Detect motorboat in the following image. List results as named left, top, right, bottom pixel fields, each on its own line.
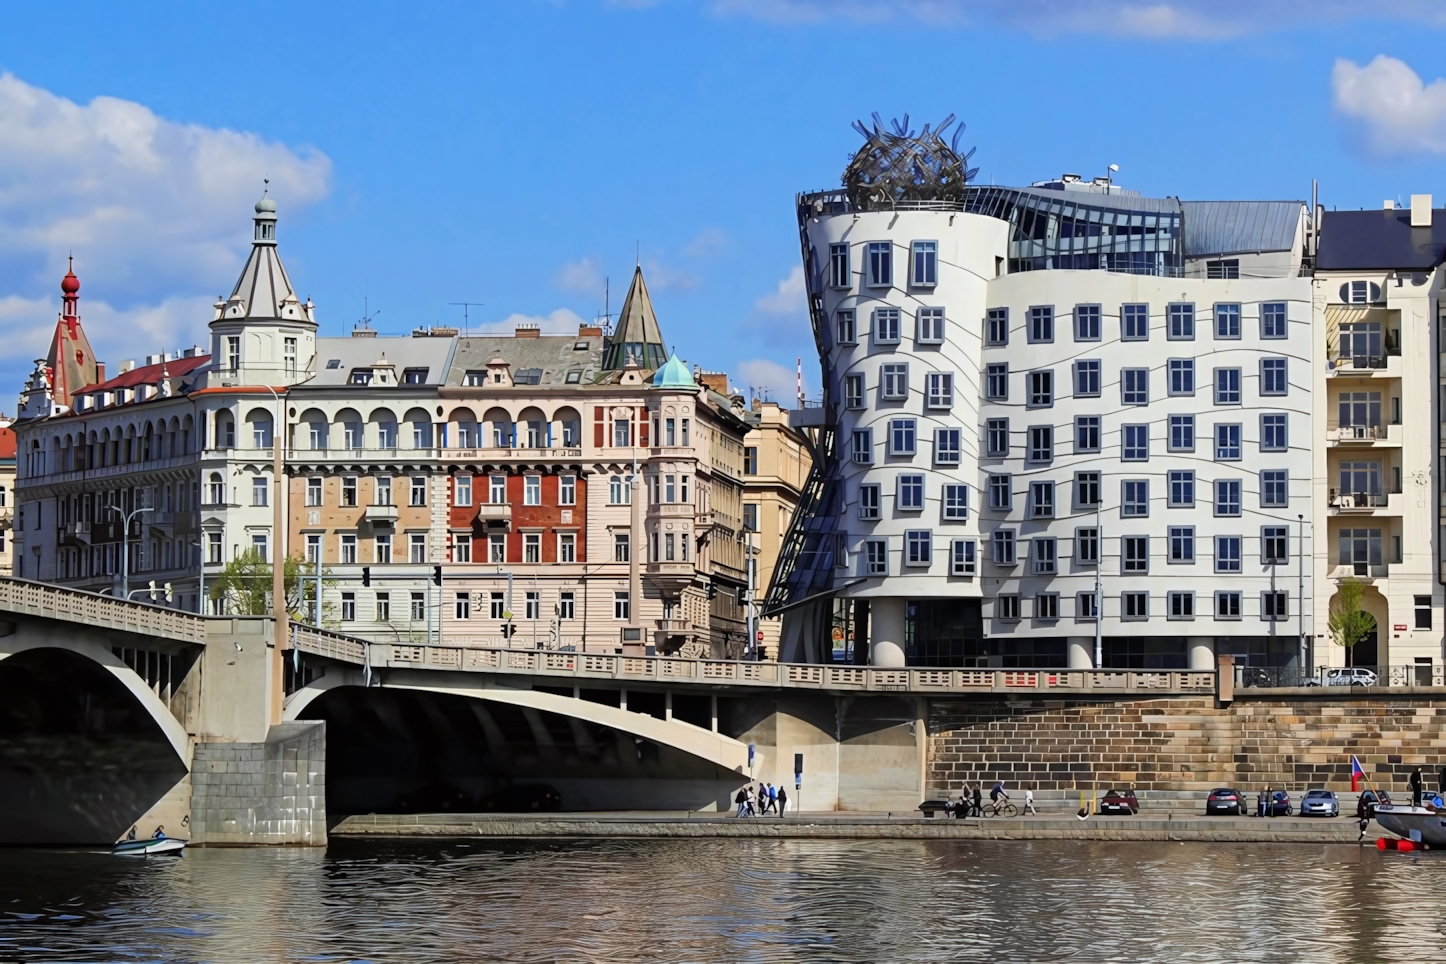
left=1374, top=799, right=1446, bottom=847
left=113, top=831, right=186, bottom=856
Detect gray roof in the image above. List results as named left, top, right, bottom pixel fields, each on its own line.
left=305, top=335, right=458, bottom=387
left=1013, top=185, right=1182, bottom=214
left=446, top=333, right=603, bottom=388
left=1182, top=201, right=1303, bottom=258
left=1317, top=208, right=1446, bottom=271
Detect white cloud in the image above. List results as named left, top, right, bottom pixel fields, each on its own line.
left=754, top=266, right=806, bottom=316
left=554, top=257, right=603, bottom=294
left=473, top=308, right=590, bottom=335
left=640, top=259, right=701, bottom=290
left=1332, top=55, right=1446, bottom=155
left=735, top=357, right=809, bottom=403
left=684, top=227, right=729, bottom=258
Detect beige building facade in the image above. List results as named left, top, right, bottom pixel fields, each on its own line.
left=741, top=400, right=810, bottom=658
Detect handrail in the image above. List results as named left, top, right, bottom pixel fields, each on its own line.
left=0, top=576, right=207, bottom=644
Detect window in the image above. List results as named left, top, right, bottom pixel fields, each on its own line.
left=1074, top=360, right=1101, bottom=397
left=376, top=476, right=393, bottom=506
left=1168, top=359, right=1194, bottom=396
left=1168, top=470, right=1194, bottom=507
left=988, top=475, right=1011, bottom=511
left=408, top=592, right=425, bottom=622
left=565, top=370, right=582, bottom=384
left=935, top=428, right=961, bottom=466
left=1122, top=535, right=1148, bottom=573
left=990, top=595, right=1018, bottom=621
left=1262, top=526, right=1289, bottom=564
left=455, top=476, right=472, bottom=507
left=898, top=474, right=924, bottom=511
left=926, top=372, right=954, bottom=409
left=1076, top=527, right=1099, bottom=566
left=1260, top=414, right=1287, bottom=452
left=1077, top=591, right=1098, bottom=619
left=1216, top=592, right=1241, bottom=619
left=1215, top=368, right=1242, bottom=405
left=559, top=475, right=576, bottom=505
left=851, top=428, right=874, bottom=464
left=1168, top=528, right=1191, bottom=566
left=1075, top=416, right=1100, bottom=453
left=986, top=419, right=1009, bottom=457
left=375, top=534, right=391, bottom=564
left=1028, top=370, right=1053, bottom=407
left=1261, top=470, right=1288, bottom=508
left=614, top=591, right=630, bottom=620
left=409, top=533, right=426, bottom=564
left=1122, top=303, right=1149, bottom=341
left=1341, top=280, right=1381, bottom=305
left=844, top=374, right=865, bottom=409
left=1262, top=591, right=1288, bottom=621
left=943, top=484, right=969, bottom=520
left=1122, top=368, right=1148, bottom=405
left=866, top=242, right=892, bottom=287
left=1169, top=415, right=1195, bottom=453
left=410, top=476, right=427, bottom=507
left=1216, top=535, right=1242, bottom=573
left=1032, top=537, right=1057, bottom=574
left=1029, top=305, right=1054, bottom=342
left=1260, top=358, right=1287, bottom=396
left=1122, top=425, right=1148, bottom=461
left=992, top=529, right=1016, bottom=564
left=859, top=483, right=881, bottom=520
left=1030, top=481, right=1054, bottom=519
left=525, top=591, right=540, bottom=620
left=1167, top=303, right=1194, bottom=340
left=1215, top=424, right=1242, bottom=460
left=524, top=533, right=540, bottom=564
left=341, top=592, right=355, bottom=622
left=1261, top=302, right=1288, bottom=339
left=251, top=476, right=268, bottom=506
left=464, top=371, right=485, bottom=387
left=985, top=363, right=1008, bottom=401
left=403, top=366, right=428, bottom=386
left=1215, top=479, right=1242, bottom=517
left=836, top=310, right=856, bottom=345
left=1076, top=471, right=1100, bottom=507
left=1215, top=303, right=1241, bottom=338
left=1168, top=591, right=1195, bottom=620
left=873, top=308, right=901, bottom=345
left=829, top=243, right=850, bottom=288
left=489, top=592, right=505, bottom=619
left=1028, top=426, right=1053, bottom=462
left=489, top=534, right=505, bottom=563
left=559, top=532, right=576, bottom=563
left=1207, top=259, right=1240, bottom=280
left=207, top=532, right=222, bottom=564
left=455, top=592, right=471, bottom=620
left=950, top=539, right=976, bottom=575
left=208, top=473, right=226, bottom=505
left=865, top=539, right=888, bottom=575
left=614, top=533, right=630, bottom=563
left=905, top=530, right=932, bottom=566
left=454, top=534, right=472, bottom=563
left=523, top=475, right=541, bottom=506
left=917, top=307, right=945, bottom=344
left=1075, top=304, right=1101, bottom=341
left=492, top=476, right=509, bottom=504
left=1415, top=595, right=1433, bottom=630
left=1122, top=591, right=1149, bottom=620
left=340, top=534, right=357, bottom=564
left=986, top=308, right=1009, bottom=346
left=743, top=503, right=759, bottom=531
left=881, top=363, right=908, bottom=399
left=226, top=336, right=240, bottom=372
left=377, top=421, right=397, bottom=448
left=912, top=240, right=938, bottom=286
left=300, top=476, right=321, bottom=507
left=1121, top=479, right=1148, bottom=517
left=305, top=534, right=321, bottom=564
left=559, top=591, right=575, bottom=620
left=1035, top=593, right=1059, bottom=620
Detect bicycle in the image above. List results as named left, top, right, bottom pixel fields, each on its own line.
left=981, top=798, right=1018, bottom=817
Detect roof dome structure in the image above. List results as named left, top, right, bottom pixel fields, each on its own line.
left=651, top=353, right=693, bottom=389
left=255, top=194, right=277, bottom=215
left=60, top=268, right=80, bottom=296
left=843, top=113, right=979, bottom=210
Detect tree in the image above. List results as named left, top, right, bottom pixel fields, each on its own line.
left=208, top=550, right=334, bottom=623
left=1328, top=580, right=1376, bottom=656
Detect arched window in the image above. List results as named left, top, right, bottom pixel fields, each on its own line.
left=207, top=472, right=225, bottom=506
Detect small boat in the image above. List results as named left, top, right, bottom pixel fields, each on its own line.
left=1374, top=801, right=1446, bottom=848
left=113, top=831, right=186, bottom=856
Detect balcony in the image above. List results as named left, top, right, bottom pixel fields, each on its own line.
left=648, top=503, right=696, bottom=519
left=1325, top=421, right=1400, bottom=446
left=1326, top=350, right=1401, bottom=378
left=363, top=504, right=399, bottom=524
left=645, top=562, right=696, bottom=594
left=1327, top=490, right=1398, bottom=514
left=473, top=505, right=512, bottom=529
left=1329, top=563, right=1390, bottom=580
left=656, top=618, right=692, bottom=636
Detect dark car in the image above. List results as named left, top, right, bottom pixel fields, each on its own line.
left=1206, top=787, right=1247, bottom=815
left=1265, top=790, right=1292, bottom=817
left=1098, top=789, right=1139, bottom=815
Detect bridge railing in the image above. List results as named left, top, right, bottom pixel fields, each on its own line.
left=0, top=577, right=206, bottom=644
left=287, top=627, right=1217, bottom=695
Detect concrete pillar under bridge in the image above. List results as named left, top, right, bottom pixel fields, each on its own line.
left=1189, top=636, right=1217, bottom=671
left=869, top=597, right=906, bottom=668
left=1068, top=637, right=1094, bottom=669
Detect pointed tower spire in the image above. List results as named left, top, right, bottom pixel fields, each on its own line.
left=45, top=259, right=97, bottom=408
left=218, top=188, right=305, bottom=323
left=602, top=265, right=667, bottom=371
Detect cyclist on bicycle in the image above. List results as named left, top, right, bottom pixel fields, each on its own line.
left=990, top=780, right=1009, bottom=805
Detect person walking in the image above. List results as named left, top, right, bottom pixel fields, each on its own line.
left=1410, top=767, right=1424, bottom=808
left=745, top=785, right=756, bottom=817
left=1024, top=785, right=1038, bottom=815
left=777, top=785, right=788, bottom=817
left=768, top=783, right=778, bottom=815
left=734, top=787, right=748, bottom=818
left=758, top=783, right=769, bottom=815
left=971, top=784, right=982, bottom=817
left=1256, top=787, right=1267, bottom=818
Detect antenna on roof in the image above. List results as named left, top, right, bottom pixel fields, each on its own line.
left=450, top=301, right=484, bottom=338
left=594, top=277, right=614, bottom=337
left=355, top=295, right=380, bottom=333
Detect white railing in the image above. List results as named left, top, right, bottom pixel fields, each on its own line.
left=0, top=577, right=207, bottom=644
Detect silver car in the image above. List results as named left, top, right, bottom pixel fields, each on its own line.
left=1299, top=789, right=1340, bottom=817
left=1320, top=668, right=1378, bottom=687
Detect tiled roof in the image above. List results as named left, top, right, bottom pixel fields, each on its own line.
left=446, top=333, right=603, bottom=388
left=0, top=426, right=15, bottom=459
left=80, top=354, right=210, bottom=393
left=308, top=336, right=458, bottom=387
left=1317, top=208, right=1446, bottom=271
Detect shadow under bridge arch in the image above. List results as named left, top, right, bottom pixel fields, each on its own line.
left=288, top=672, right=750, bottom=814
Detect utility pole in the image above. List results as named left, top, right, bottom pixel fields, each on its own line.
left=1298, top=513, right=1307, bottom=681
left=1094, top=498, right=1103, bottom=668
left=106, top=501, right=152, bottom=600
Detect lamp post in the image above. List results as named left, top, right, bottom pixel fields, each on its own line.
left=259, top=385, right=287, bottom=725
left=1298, top=513, right=1307, bottom=682
left=1094, top=498, right=1103, bottom=668
left=105, top=502, right=152, bottom=600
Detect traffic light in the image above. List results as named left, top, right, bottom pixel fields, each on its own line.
left=433, top=565, right=442, bottom=586
left=148, top=580, right=158, bottom=600
left=705, top=583, right=718, bottom=601
left=501, top=624, right=516, bottom=639
left=163, top=582, right=173, bottom=602
left=362, top=566, right=371, bottom=587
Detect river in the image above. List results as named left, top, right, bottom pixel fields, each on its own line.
left=0, top=839, right=1438, bottom=962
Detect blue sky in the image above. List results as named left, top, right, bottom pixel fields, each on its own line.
left=3, top=1, right=1446, bottom=406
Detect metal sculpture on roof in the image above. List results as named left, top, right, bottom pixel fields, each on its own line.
left=843, top=113, right=979, bottom=208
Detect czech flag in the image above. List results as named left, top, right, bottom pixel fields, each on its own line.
left=1351, top=755, right=1366, bottom=792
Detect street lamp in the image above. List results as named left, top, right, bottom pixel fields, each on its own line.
left=105, top=502, right=152, bottom=600
left=1094, top=496, right=1103, bottom=668
left=259, top=384, right=288, bottom=725
left=1104, top=163, right=1119, bottom=195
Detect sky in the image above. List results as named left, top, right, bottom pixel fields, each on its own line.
left=3, top=0, right=1446, bottom=407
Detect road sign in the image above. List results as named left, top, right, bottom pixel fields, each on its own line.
left=756, top=631, right=764, bottom=642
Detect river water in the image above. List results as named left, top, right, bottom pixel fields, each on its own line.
left=0, top=838, right=1439, bottom=962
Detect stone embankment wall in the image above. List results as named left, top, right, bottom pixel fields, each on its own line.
left=190, top=721, right=327, bottom=845
left=928, top=697, right=1446, bottom=794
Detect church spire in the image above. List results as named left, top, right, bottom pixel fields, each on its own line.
left=46, top=259, right=97, bottom=408
left=601, top=265, right=667, bottom=371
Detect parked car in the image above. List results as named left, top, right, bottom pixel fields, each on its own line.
left=1313, top=667, right=1378, bottom=687
left=1098, top=789, right=1139, bottom=815
left=1266, top=789, right=1292, bottom=816
left=1206, top=788, right=1247, bottom=815
left=1299, top=789, right=1340, bottom=817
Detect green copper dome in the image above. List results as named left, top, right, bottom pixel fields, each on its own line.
left=652, top=353, right=693, bottom=389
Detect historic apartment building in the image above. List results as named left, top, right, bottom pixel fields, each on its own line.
left=741, top=399, right=810, bottom=658
left=0, top=416, right=13, bottom=575
left=768, top=116, right=1446, bottom=677
left=12, top=198, right=757, bottom=658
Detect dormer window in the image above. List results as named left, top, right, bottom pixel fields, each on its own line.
left=350, top=369, right=374, bottom=385
left=463, top=370, right=485, bottom=386
left=493, top=373, right=504, bottom=384
left=403, top=367, right=428, bottom=384
left=574, top=341, right=589, bottom=351
left=514, top=368, right=543, bottom=385
left=326, top=359, right=342, bottom=369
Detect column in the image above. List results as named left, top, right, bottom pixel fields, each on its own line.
left=869, top=596, right=906, bottom=667
left=1067, top=637, right=1094, bottom=669
left=1188, top=636, right=1216, bottom=671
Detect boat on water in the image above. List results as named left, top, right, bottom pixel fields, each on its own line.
left=1375, top=799, right=1446, bottom=847
left=112, top=832, right=186, bottom=856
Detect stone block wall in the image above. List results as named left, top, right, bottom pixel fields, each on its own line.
left=191, top=720, right=326, bottom=845
left=928, top=697, right=1446, bottom=796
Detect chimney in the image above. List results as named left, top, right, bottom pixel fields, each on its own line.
left=1384, top=200, right=1395, bottom=210
left=515, top=324, right=540, bottom=338
left=1411, top=194, right=1432, bottom=227
left=696, top=371, right=729, bottom=394
left=351, top=328, right=377, bottom=338
left=95, top=362, right=106, bottom=383
left=578, top=324, right=602, bottom=337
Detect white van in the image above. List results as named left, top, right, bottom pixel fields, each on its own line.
left=1319, top=667, right=1378, bottom=687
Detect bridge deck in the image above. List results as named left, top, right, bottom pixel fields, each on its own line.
left=0, top=577, right=206, bottom=644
